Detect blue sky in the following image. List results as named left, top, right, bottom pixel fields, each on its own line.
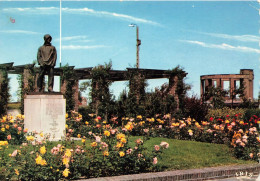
left=0, top=0, right=259, bottom=101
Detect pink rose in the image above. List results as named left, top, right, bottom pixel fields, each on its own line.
left=160, top=141, right=169, bottom=149
left=11, top=150, right=18, bottom=157
left=153, top=157, right=158, bottom=165
left=154, top=145, right=160, bottom=151
left=7, top=135, right=11, bottom=140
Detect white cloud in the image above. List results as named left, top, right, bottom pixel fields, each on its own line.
left=62, top=45, right=107, bottom=50
left=2, top=7, right=161, bottom=26
left=2, top=7, right=58, bottom=15
left=54, top=35, right=89, bottom=42
left=0, top=30, right=40, bottom=34
left=199, top=32, right=260, bottom=42
left=181, top=40, right=260, bottom=54
left=65, top=7, right=161, bottom=26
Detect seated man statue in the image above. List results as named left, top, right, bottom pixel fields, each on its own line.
left=36, top=34, right=57, bottom=92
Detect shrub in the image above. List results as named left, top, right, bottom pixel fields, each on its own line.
left=183, top=96, right=209, bottom=122
left=2, top=131, right=169, bottom=180
left=206, top=107, right=245, bottom=120
left=243, top=109, right=260, bottom=124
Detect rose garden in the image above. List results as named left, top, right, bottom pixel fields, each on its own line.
left=0, top=62, right=259, bottom=180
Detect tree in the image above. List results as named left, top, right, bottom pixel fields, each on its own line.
left=0, top=69, right=10, bottom=116
left=61, top=64, right=78, bottom=112
left=90, top=61, right=115, bottom=120
left=204, top=86, right=227, bottom=108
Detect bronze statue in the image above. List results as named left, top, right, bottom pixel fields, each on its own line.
left=36, top=34, right=57, bottom=92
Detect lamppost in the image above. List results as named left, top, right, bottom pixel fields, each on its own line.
left=129, top=23, right=141, bottom=69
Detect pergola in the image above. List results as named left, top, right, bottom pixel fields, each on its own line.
left=0, top=62, right=187, bottom=111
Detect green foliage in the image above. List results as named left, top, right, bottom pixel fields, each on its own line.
left=183, top=96, right=209, bottom=122
left=116, top=66, right=189, bottom=119
left=90, top=61, right=116, bottom=120
left=144, top=84, right=176, bottom=117
left=166, top=66, right=190, bottom=117
left=204, top=86, right=227, bottom=109
left=126, top=69, right=147, bottom=117
left=0, top=69, right=10, bottom=117
left=61, top=64, right=78, bottom=112
left=239, top=98, right=256, bottom=109
left=243, top=109, right=260, bottom=122
left=206, top=107, right=245, bottom=120
left=17, top=65, right=36, bottom=114
left=0, top=115, right=26, bottom=145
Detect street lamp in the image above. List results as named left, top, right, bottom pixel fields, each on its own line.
left=129, top=23, right=141, bottom=69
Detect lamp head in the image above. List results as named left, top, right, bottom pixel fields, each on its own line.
left=128, top=23, right=136, bottom=27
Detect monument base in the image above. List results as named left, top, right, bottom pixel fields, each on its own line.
left=24, top=93, right=66, bottom=141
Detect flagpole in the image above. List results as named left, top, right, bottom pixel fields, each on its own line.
left=59, top=0, right=62, bottom=68
left=59, top=0, right=62, bottom=92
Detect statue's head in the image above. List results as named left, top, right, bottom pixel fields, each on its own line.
left=43, top=34, right=52, bottom=43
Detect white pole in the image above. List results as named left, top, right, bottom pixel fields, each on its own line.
left=59, top=0, right=62, bottom=68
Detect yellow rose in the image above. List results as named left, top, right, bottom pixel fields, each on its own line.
left=137, top=115, right=142, bottom=119
left=81, top=138, right=86, bottom=143
left=85, top=121, right=89, bottom=125
left=26, top=136, right=35, bottom=141
left=120, top=138, right=127, bottom=144
left=35, top=155, right=47, bottom=166
left=116, top=142, right=124, bottom=148
left=103, top=151, right=109, bottom=157
left=91, top=142, right=97, bottom=147
left=65, top=149, right=72, bottom=157
left=77, top=134, right=81, bottom=138
left=40, top=146, right=46, bottom=155
left=116, top=133, right=125, bottom=140
left=119, top=151, right=125, bottom=157
left=62, top=157, right=70, bottom=165
left=104, top=130, right=110, bottom=137
left=0, top=141, right=8, bottom=146
left=14, top=169, right=19, bottom=176
left=40, top=132, right=44, bottom=137
left=63, top=168, right=70, bottom=177
left=1, top=128, right=5, bottom=132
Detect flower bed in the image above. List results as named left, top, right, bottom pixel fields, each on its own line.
left=66, top=111, right=260, bottom=161
left=0, top=114, right=168, bottom=180
left=0, top=110, right=259, bottom=180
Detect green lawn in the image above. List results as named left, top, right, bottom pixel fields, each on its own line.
left=129, top=137, right=256, bottom=170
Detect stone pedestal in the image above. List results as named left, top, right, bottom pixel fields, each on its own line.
left=24, top=93, right=66, bottom=141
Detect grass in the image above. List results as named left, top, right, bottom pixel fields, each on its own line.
left=7, top=102, right=21, bottom=110
left=129, top=136, right=256, bottom=171
left=5, top=137, right=256, bottom=172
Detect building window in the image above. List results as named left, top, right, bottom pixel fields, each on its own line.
left=223, top=80, right=230, bottom=97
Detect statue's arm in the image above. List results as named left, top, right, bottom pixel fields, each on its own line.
left=53, top=47, right=57, bottom=66
left=37, top=47, right=42, bottom=65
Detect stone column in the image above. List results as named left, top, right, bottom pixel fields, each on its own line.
left=230, top=78, right=234, bottom=99
left=217, top=78, right=221, bottom=88
left=168, top=75, right=179, bottom=111
left=200, top=79, right=204, bottom=98
left=60, top=79, right=79, bottom=111
left=128, top=70, right=145, bottom=104
left=23, top=68, right=31, bottom=90
left=73, top=80, right=79, bottom=111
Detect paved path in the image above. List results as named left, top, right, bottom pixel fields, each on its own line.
left=77, top=164, right=260, bottom=181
